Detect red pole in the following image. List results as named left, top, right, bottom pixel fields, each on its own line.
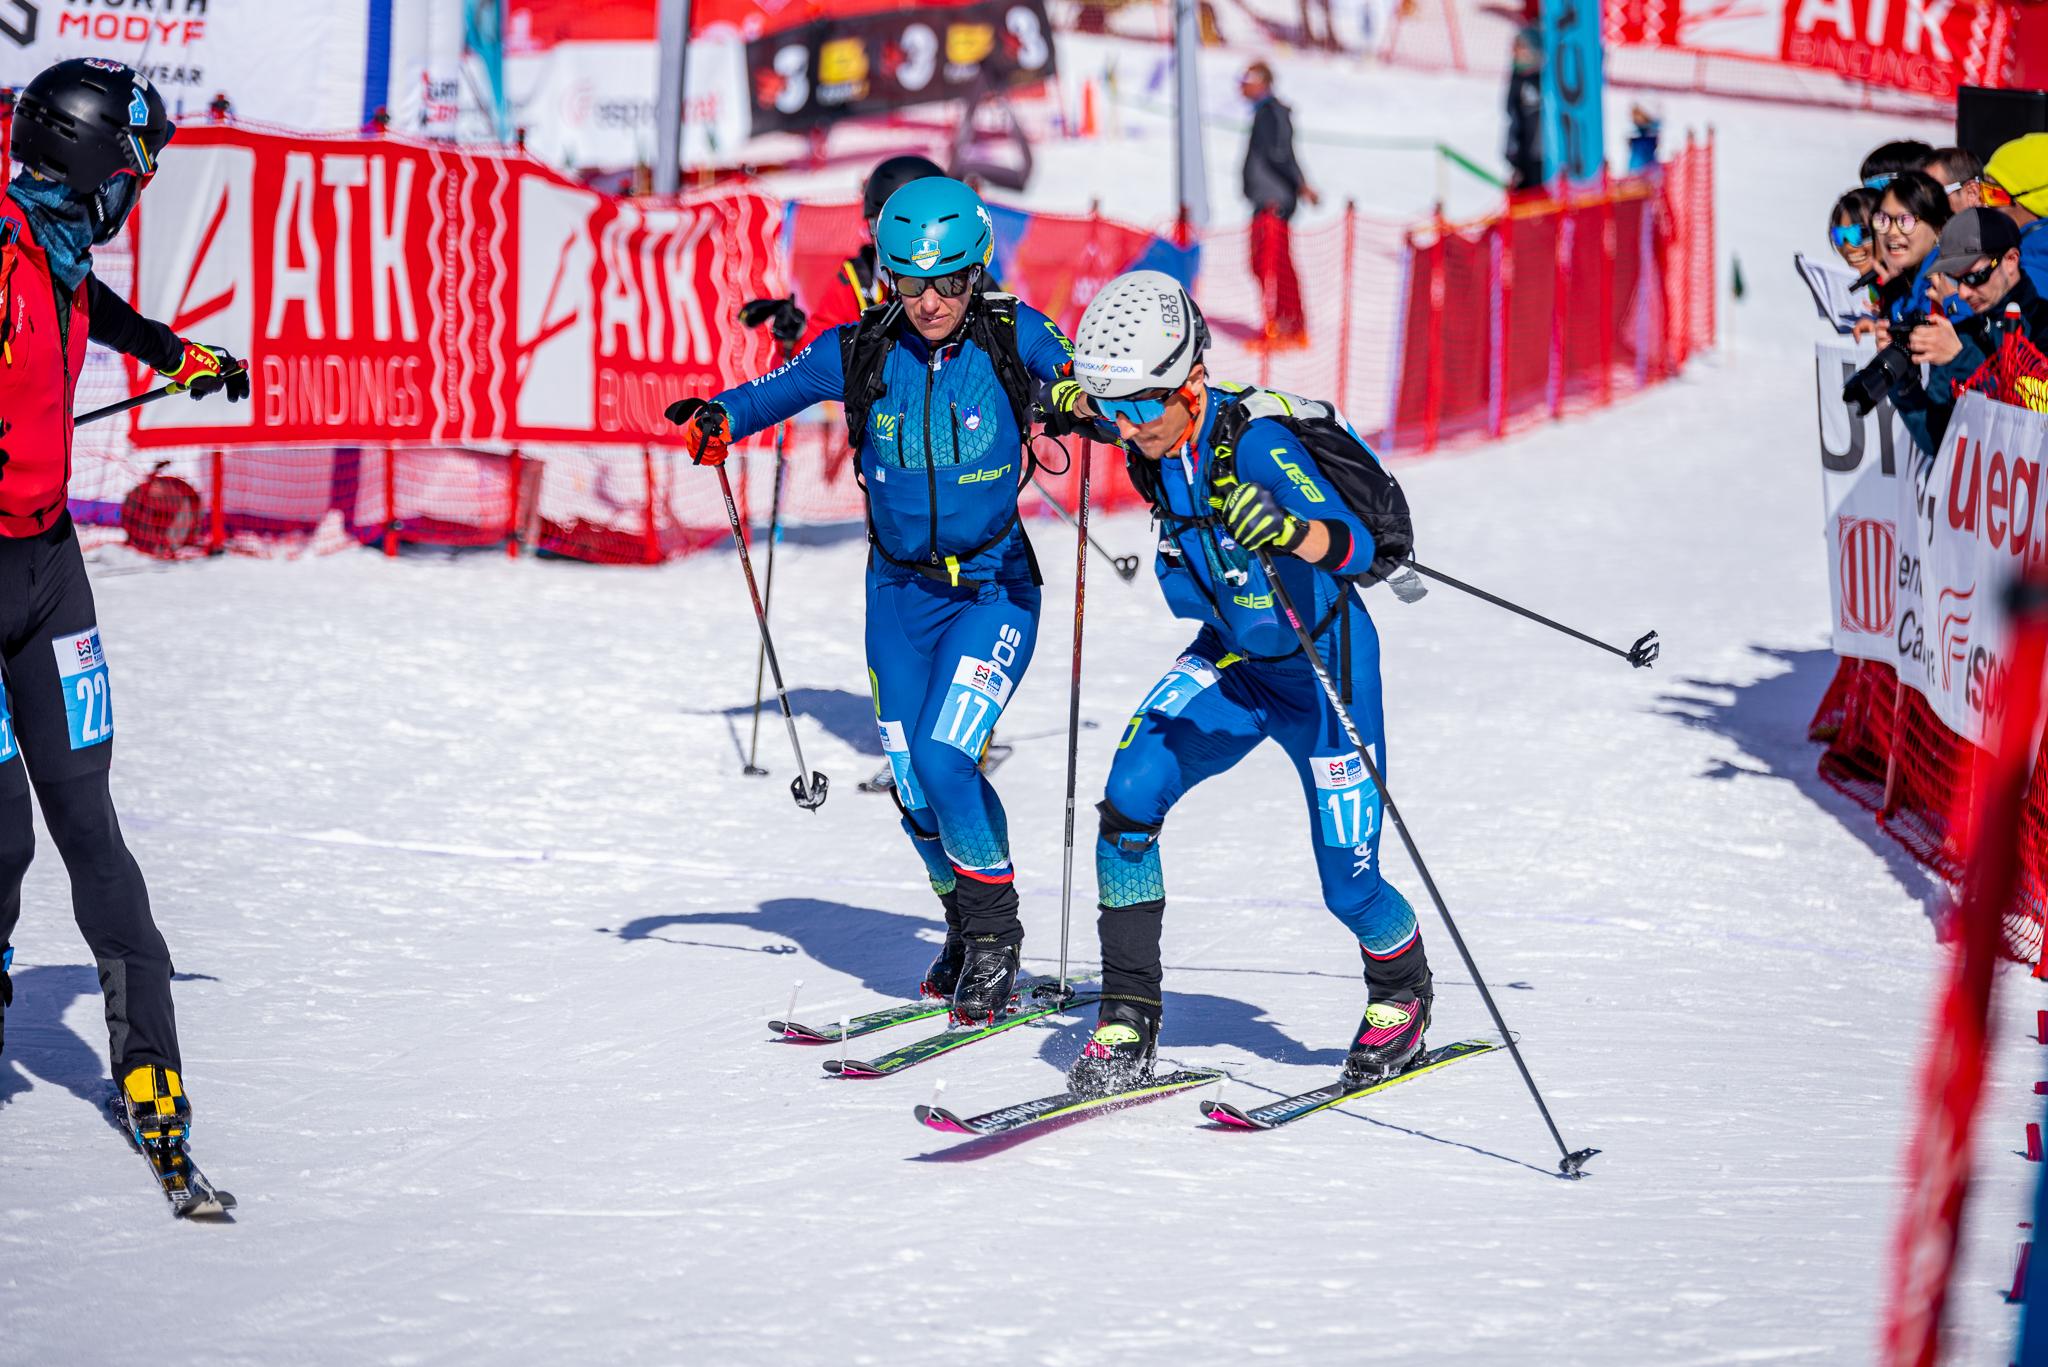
left=1677, top=131, right=1696, bottom=371
left=642, top=446, right=661, bottom=564
left=1703, top=128, right=1718, bottom=351
left=1422, top=211, right=1447, bottom=453
left=1489, top=213, right=1509, bottom=439
left=382, top=444, right=398, bottom=558
left=1549, top=191, right=1567, bottom=422
left=1336, top=200, right=1358, bottom=417
left=1599, top=168, right=1615, bottom=407
left=207, top=449, right=226, bottom=555
left=505, top=448, right=523, bottom=558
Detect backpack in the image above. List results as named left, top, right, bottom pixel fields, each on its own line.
left=1136, top=385, right=1414, bottom=586
left=837, top=290, right=1038, bottom=451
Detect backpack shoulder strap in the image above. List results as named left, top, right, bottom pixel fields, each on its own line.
left=966, top=292, right=1036, bottom=433
left=839, top=300, right=903, bottom=449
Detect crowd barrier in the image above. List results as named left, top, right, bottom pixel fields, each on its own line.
left=1811, top=333, right=2048, bottom=965
left=69, top=123, right=1712, bottom=564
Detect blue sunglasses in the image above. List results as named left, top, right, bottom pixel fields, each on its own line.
left=1096, top=393, right=1171, bottom=426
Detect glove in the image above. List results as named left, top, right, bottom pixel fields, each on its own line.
left=1037, top=378, right=1093, bottom=438
left=664, top=397, right=733, bottom=467
left=161, top=340, right=249, bottom=402
left=1218, top=480, right=1307, bottom=554
left=739, top=296, right=807, bottom=351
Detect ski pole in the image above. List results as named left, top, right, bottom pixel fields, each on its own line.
left=1403, top=558, right=1659, bottom=669
left=1039, top=444, right=1093, bottom=1010
left=1255, top=548, right=1598, bottom=1179
left=76, top=383, right=180, bottom=427
left=742, top=420, right=790, bottom=775
left=1030, top=474, right=1138, bottom=582
left=712, top=461, right=827, bottom=810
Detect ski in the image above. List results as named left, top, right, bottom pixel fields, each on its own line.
left=770, top=997, right=951, bottom=1043
left=1200, top=1038, right=1500, bottom=1130
left=917, top=1067, right=1223, bottom=1137
left=106, top=1094, right=237, bottom=1220
left=822, top=993, right=1100, bottom=1077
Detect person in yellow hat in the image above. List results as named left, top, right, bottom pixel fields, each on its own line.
left=1981, top=132, right=2048, bottom=287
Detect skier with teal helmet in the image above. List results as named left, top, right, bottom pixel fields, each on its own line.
left=666, top=177, right=1077, bottom=1023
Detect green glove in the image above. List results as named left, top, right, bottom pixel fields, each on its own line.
left=1218, top=480, right=1306, bottom=554
left=1038, top=378, right=1093, bottom=438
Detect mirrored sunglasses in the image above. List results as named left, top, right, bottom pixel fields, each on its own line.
left=1830, top=223, right=1870, bottom=249
left=891, top=267, right=978, bottom=300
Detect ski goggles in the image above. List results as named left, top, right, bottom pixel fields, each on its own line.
left=890, top=266, right=979, bottom=300
left=1094, top=390, right=1173, bottom=426
left=1829, top=223, right=1871, bottom=249
left=1863, top=171, right=1898, bottom=190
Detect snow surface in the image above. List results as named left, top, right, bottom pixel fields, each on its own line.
left=0, top=35, right=2037, bottom=1367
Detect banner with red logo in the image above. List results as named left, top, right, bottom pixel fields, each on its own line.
left=1606, top=0, right=2012, bottom=100
left=1817, top=340, right=2044, bottom=745
left=128, top=124, right=783, bottom=450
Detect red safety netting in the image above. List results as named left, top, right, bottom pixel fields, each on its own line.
left=1811, top=332, right=2048, bottom=965
left=1382, top=138, right=1711, bottom=454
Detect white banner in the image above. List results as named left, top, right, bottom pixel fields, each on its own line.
left=502, top=38, right=751, bottom=174
left=1817, top=340, right=2045, bottom=746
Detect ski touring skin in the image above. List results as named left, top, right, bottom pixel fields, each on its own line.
left=1200, top=1038, right=1499, bottom=1130
left=822, top=994, right=1101, bottom=1077
left=105, top=1094, right=237, bottom=1220
left=917, top=1067, right=1223, bottom=1137
left=770, top=980, right=1043, bottom=1043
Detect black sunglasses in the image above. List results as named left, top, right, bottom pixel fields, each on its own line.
left=1954, top=260, right=2001, bottom=288
left=891, top=266, right=979, bottom=300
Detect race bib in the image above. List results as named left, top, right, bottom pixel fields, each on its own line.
left=877, top=718, right=927, bottom=810
left=0, top=684, right=15, bottom=763
left=1138, top=654, right=1222, bottom=719
left=1311, top=749, right=1379, bottom=849
left=930, top=655, right=1013, bottom=758
left=53, top=627, right=113, bottom=751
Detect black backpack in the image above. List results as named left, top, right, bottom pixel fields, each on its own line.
left=1137, top=384, right=1414, bottom=586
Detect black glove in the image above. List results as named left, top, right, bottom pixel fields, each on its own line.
left=1037, top=378, right=1094, bottom=438
left=1217, top=480, right=1307, bottom=554
left=739, top=296, right=807, bottom=351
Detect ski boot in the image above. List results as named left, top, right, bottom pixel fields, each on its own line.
left=1342, top=976, right=1432, bottom=1085
left=920, top=890, right=968, bottom=1000
left=950, top=937, right=1020, bottom=1025
left=1067, top=1000, right=1159, bottom=1097
left=0, top=945, right=11, bottom=1058
left=118, top=1064, right=192, bottom=1148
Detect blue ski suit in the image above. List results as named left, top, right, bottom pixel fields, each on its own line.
left=1095, top=387, right=1421, bottom=1009
left=713, top=298, right=1075, bottom=941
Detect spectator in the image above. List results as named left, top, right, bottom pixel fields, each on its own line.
left=1830, top=187, right=1881, bottom=278
left=1240, top=60, right=1318, bottom=349
left=1896, top=208, right=2044, bottom=452
left=1982, top=132, right=2048, bottom=288
left=1925, top=145, right=1984, bottom=212
left=1871, top=170, right=1951, bottom=326
left=1625, top=104, right=1661, bottom=174
left=1860, top=139, right=1936, bottom=190
left=1504, top=28, right=1544, bottom=193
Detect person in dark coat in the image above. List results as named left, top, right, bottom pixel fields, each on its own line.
left=1505, top=28, right=1545, bottom=194
left=1894, top=207, right=2048, bottom=452
left=1240, top=61, right=1318, bottom=349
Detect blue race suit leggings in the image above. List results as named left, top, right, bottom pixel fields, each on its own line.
left=1094, top=612, right=1423, bottom=1009
left=868, top=571, right=1040, bottom=945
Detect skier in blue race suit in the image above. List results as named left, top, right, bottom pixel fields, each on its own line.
left=666, top=178, right=1076, bottom=1023
left=1040, top=270, right=1434, bottom=1096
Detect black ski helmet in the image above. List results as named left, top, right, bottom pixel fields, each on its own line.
left=12, top=59, right=174, bottom=240
left=861, top=154, right=945, bottom=223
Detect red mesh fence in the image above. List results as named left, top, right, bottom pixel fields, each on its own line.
left=1382, top=141, right=1710, bottom=454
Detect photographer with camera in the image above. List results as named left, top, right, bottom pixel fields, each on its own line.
left=1875, top=209, right=2048, bottom=453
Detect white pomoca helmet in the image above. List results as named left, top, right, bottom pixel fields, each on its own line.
left=1072, top=270, right=1211, bottom=400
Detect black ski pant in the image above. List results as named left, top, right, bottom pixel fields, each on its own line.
left=0, top=515, right=176, bottom=1076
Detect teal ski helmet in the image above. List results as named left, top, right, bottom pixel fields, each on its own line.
left=874, top=176, right=995, bottom=279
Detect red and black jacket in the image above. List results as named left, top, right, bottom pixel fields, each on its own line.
left=0, top=195, right=180, bottom=538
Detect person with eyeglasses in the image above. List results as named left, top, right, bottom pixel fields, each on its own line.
left=1857, top=171, right=1955, bottom=342
left=1039, top=271, right=1434, bottom=1098
left=1890, top=208, right=2048, bottom=454
left=1924, top=146, right=1984, bottom=213
left=1981, top=133, right=2048, bottom=292
left=1858, top=139, right=1935, bottom=193
left=665, top=177, right=1077, bottom=1024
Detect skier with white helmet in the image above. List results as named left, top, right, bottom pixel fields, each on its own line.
left=1041, top=269, right=1432, bottom=1096
left=666, top=178, right=1077, bottom=1024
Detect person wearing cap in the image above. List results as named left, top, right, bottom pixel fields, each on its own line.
left=1895, top=207, right=2048, bottom=452
left=1981, top=132, right=2048, bottom=291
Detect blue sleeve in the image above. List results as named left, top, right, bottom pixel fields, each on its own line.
left=1235, top=418, right=1375, bottom=574
left=713, top=327, right=849, bottom=440
left=1013, top=303, right=1076, bottom=382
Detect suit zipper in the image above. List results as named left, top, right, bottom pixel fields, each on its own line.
left=923, top=355, right=939, bottom=565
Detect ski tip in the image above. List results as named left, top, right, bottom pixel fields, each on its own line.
left=823, top=1058, right=881, bottom=1078
left=914, top=1105, right=978, bottom=1136
left=768, top=1021, right=833, bottom=1043
left=1198, top=1100, right=1267, bottom=1130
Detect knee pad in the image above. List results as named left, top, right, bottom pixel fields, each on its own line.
left=1096, top=799, right=1164, bottom=909
left=1096, top=798, right=1161, bottom=855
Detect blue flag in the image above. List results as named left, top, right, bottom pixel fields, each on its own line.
left=1540, top=0, right=1606, bottom=185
